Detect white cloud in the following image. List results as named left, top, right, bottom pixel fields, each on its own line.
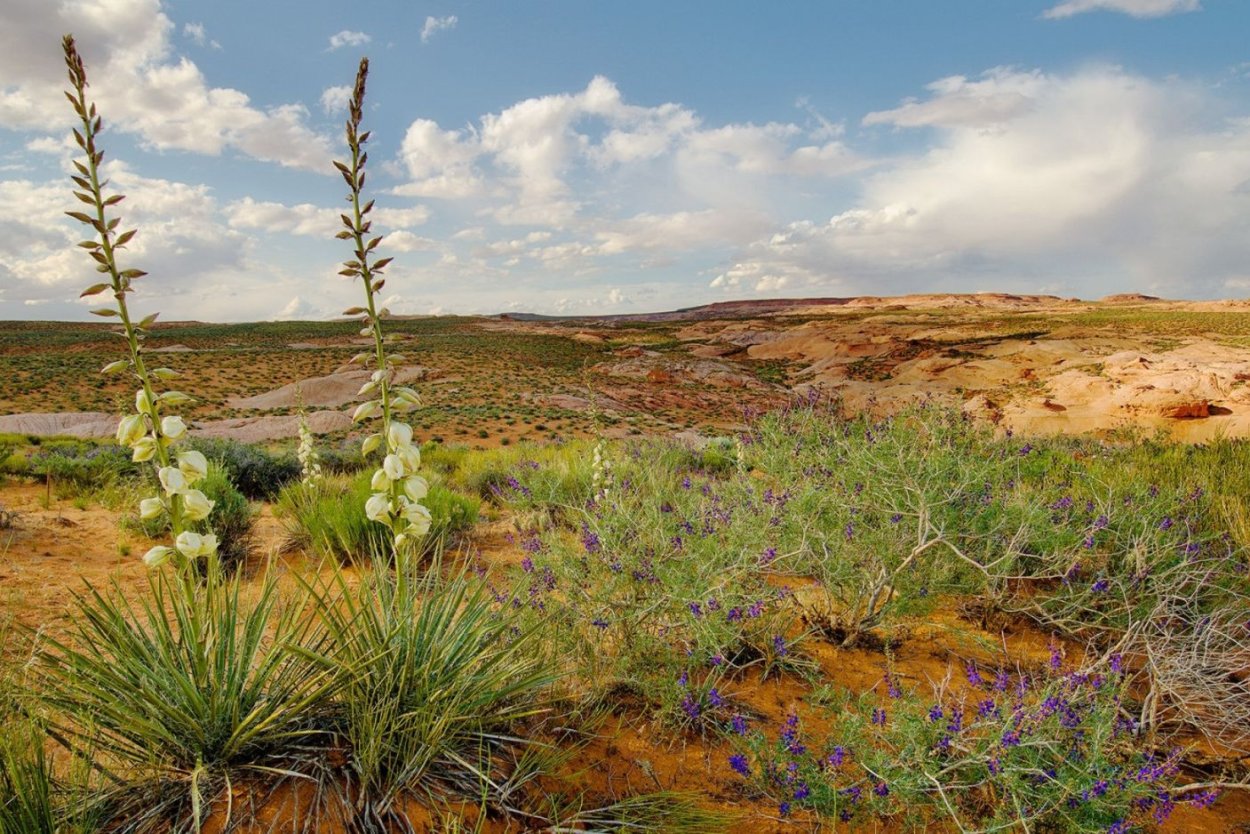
left=0, top=0, right=333, bottom=171
left=182, top=22, right=219, bottom=49
left=716, top=66, right=1250, bottom=299
left=320, top=85, right=352, bottom=115
left=396, top=75, right=864, bottom=232
left=227, top=198, right=341, bottom=237
left=863, top=69, right=1045, bottom=129
left=227, top=198, right=430, bottom=238
left=328, top=30, right=371, bottom=51
left=1043, top=0, right=1200, bottom=19
left=420, top=15, right=458, bottom=44
left=593, top=210, right=772, bottom=256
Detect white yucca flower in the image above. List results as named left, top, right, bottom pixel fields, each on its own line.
left=296, top=412, right=322, bottom=486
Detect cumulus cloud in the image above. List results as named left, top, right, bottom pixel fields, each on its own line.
left=0, top=158, right=376, bottom=321
left=715, top=66, right=1250, bottom=299
left=182, top=22, right=219, bottom=49
left=1042, top=0, right=1200, bottom=19
left=320, top=85, right=352, bottom=115
left=863, top=69, right=1045, bottom=128
left=0, top=0, right=333, bottom=171
left=420, top=15, right=458, bottom=43
left=328, top=29, right=370, bottom=51
left=395, top=75, right=863, bottom=231
left=227, top=198, right=430, bottom=238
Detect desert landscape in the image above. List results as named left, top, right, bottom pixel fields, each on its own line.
left=4, top=1, right=1250, bottom=832
left=3, top=292, right=1250, bottom=832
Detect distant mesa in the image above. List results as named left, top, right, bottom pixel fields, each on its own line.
left=1100, top=293, right=1162, bottom=304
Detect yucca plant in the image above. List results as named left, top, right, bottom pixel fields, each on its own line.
left=39, top=570, right=339, bottom=831
left=334, top=57, right=429, bottom=569
left=0, top=719, right=103, bottom=834
left=308, top=556, right=553, bottom=831
left=61, top=35, right=217, bottom=577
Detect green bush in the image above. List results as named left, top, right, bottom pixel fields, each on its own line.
left=187, top=437, right=300, bottom=500
left=27, top=443, right=137, bottom=497
left=131, top=464, right=255, bottom=572
left=277, top=472, right=479, bottom=562
left=317, top=441, right=369, bottom=475
left=194, top=465, right=255, bottom=571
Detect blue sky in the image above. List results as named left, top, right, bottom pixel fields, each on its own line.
left=1, top=0, right=1249, bottom=321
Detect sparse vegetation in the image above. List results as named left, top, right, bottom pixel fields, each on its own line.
left=1, top=29, right=1247, bottom=834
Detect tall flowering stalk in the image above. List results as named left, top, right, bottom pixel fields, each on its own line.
left=335, top=58, right=429, bottom=560
left=62, top=35, right=215, bottom=572
left=296, top=410, right=323, bottom=487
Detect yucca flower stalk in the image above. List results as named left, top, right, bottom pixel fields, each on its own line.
left=296, top=409, right=323, bottom=487
left=335, top=57, right=429, bottom=566
left=62, top=35, right=216, bottom=575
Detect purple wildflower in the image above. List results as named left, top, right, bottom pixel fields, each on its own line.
left=966, top=661, right=984, bottom=687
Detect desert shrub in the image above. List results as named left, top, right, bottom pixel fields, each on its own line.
left=317, top=440, right=369, bottom=475
left=0, top=451, right=28, bottom=477
left=506, top=435, right=806, bottom=724
left=130, top=464, right=255, bottom=571
left=277, top=471, right=478, bottom=562
left=461, top=441, right=594, bottom=516
left=38, top=569, right=337, bottom=830
left=193, top=465, right=255, bottom=571
left=309, top=564, right=552, bottom=827
left=726, top=657, right=1214, bottom=831
left=187, top=437, right=300, bottom=500
left=27, top=443, right=138, bottom=497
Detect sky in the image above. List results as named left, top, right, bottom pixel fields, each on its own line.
left=1, top=0, right=1249, bottom=321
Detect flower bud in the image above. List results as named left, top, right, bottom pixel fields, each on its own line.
left=404, top=475, right=429, bottom=503
left=397, top=443, right=421, bottom=472
left=142, top=545, right=174, bottom=568
left=365, top=492, right=391, bottom=523
left=135, top=388, right=152, bottom=414
left=178, top=450, right=209, bottom=482
left=370, top=468, right=390, bottom=491
left=175, top=531, right=203, bottom=558
left=131, top=437, right=157, bottom=462
left=160, top=415, right=187, bottom=440
left=383, top=454, right=405, bottom=481
left=159, top=466, right=188, bottom=496
left=361, top=433, right=382, bottom=456
left=182, top=489, right=214, bottom=522
left=388, top=421, right=413, bottom=450
left=116, top=414, right=146, bottom=447
left=139, top=497, right=164, bottom=520
left=403, top=502, right=432, bottom=536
